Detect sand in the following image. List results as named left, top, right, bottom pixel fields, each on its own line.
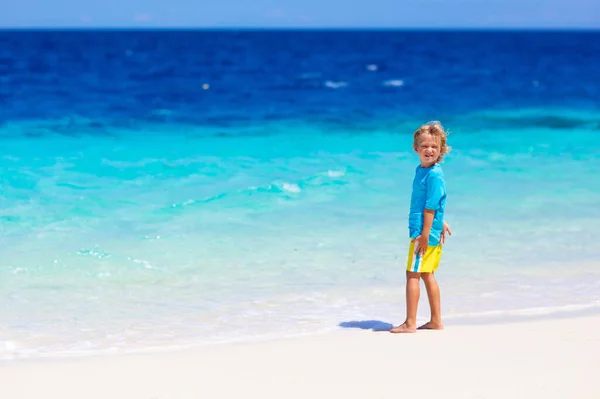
left=2, top=315, right=599, bottom=399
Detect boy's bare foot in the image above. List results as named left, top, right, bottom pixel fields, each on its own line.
left=417, top=321, right=444, bottom=330
left=390, top=323, right=416, bottom=333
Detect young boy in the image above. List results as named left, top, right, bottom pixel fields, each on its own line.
left=391, top=121, right=451, bottom=333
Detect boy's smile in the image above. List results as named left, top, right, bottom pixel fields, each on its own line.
left=415, top=133, right=441, bottom=168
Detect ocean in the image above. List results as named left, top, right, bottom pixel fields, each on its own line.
left=1, top=29, right=600, bottom=360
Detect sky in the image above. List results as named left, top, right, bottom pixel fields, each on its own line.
left=1, top=0, right=598, bottom=28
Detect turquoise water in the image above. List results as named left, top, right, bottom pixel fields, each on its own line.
left=2, top=108, right=600, bottom=359
left=2, top=30, right=600, bottom=359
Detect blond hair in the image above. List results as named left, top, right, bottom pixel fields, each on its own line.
left=413, top=121, right=451, bottom=162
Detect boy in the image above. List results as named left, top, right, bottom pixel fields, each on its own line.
left=391, top=121, right=451, bottom=333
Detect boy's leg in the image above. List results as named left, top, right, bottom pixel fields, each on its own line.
left=390, top=271, right=421, bottom=333
left=418, top=272, right=443, bottom=330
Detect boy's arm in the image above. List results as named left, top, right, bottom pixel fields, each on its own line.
left=415, top=209, right=435, bottom=257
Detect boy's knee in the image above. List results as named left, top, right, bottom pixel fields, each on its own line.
left=421, top=272, right=434, bottom=279
left=406, top=271, right=421, bottom=280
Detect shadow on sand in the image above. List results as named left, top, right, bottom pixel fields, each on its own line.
left=338, top=320, right=394, bottom=332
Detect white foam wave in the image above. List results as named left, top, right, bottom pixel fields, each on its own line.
left=327, top=170, right=345, bottom=178
left=383, top=79, right=404, bottom=87
left=281, top=182, right=301, bottom=193
left=446, top=301, right=600, bottom=320
left=324, top=81, right=348, bottom=89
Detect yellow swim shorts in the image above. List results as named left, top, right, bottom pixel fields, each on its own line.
left=406, top=240, right=442, bottom=273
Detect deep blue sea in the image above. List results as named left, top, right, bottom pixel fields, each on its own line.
left=1, top=29, right=600, bottom=360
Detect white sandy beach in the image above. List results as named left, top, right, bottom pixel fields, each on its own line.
left=2, top=315, right=599, bottom=399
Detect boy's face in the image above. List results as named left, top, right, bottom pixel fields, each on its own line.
left=415, top=133, right=441, bottom=168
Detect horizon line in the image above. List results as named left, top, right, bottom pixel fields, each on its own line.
left=1, top=26, right=599, bottom=32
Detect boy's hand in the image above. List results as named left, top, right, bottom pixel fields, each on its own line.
left=440, top=222, right=452, bottom=245
left=414, top=234, right=429, bottom=257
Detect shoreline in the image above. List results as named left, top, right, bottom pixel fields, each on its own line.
left=3, top=302, right=600, bottom=365
left=2, top=314, right=599, bottom=399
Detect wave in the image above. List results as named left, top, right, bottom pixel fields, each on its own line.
left=1, top=107, right=599, bottom=145
left=445, top=301, right=600, bottom=324
left=165, top=169, right=348, bottom=211
left=458, top=108, right=600, bottom=130
left=382, top=79, right=404, bottom=87
left=323, top=81, right=348, bottom=89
